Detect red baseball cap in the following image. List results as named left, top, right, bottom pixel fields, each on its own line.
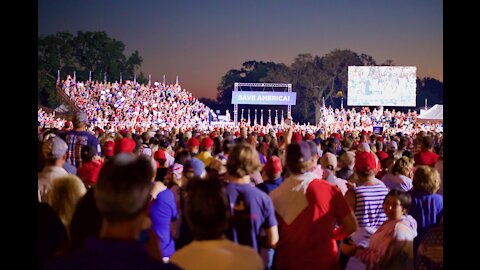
left=291, top=132, right=302, bottom=143
left=263, top=156, right=283, bottom=177
left=188, top=137, right=200, bottom=147
left=154, top=149, right=167, bottom=162
left=355, top=151, right=377, bottom=175
left=114, top=138, right=136, bottom=154
left=201, top=137, right=214, bottom=148
left=103, top=141, right=115, bottom=157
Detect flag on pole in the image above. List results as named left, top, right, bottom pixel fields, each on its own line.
left=163, top=74, right=166, bottom=86
left=254, top=109, right=257, bottom=125
left=104, top=72, right=107, bottom=83
left=247, top=109, right=251, bottom=125
left=133, top=73, right=136, bottom=84
left=89, top=71, right=92, bottom=82
left=120, top=72, right=122, bottom=83
left=57, top=70, right=60, bottom=85
left=260, top=109, right=264, bottom=126
left=148, top=74, right=151, bottom=86
left=176, top=75, right=179, bottom=85
left=281, top=110, right=284, bottom=125
left=275, top=110, right=278, bottom=125
left=73, top=71, right=76, bottom=85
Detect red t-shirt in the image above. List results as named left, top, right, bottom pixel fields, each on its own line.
left=414, top=150, right=439, bottom=167
left=77, top=160, right=104, bottom=186
left=272, top=179, right=352, bottom=270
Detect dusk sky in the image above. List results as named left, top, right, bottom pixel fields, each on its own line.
left=38, top=0, right=442, bottom=100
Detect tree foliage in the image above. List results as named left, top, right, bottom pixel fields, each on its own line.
left=38, top=31, right=146, bottom=107
left=267, top=49, right=366, bottom=123
left=215, top=61, right=287, bottom=115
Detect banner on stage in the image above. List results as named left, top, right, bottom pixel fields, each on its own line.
left=373, top=126, right=383, bottom=135
left=210, top=121, right=235, bottom=127
left=231, top=91, right=296, bottom=105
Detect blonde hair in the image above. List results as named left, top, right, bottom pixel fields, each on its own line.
left=391, top=156, right=414, bottom=176
left=227, top=143, right=262, bottom=178
left=413, top=165, right=441, bottom=194
left=48, top=175, right=87, bottom=227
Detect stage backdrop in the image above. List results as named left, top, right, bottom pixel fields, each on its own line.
left=347, top=66, right=416, bottom=107
left=231, top=91, right=296, bottom=105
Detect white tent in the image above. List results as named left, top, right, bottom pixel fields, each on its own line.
left=417, top=104, right=443, bottom=123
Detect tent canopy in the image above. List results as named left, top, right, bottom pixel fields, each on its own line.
left=417, top=104, right=443, bottom=123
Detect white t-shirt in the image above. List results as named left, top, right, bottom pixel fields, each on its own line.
left=170, top=239, right=263, bottom=270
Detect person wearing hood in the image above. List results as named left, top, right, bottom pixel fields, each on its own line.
left=342, top=189, right=417, bottom=270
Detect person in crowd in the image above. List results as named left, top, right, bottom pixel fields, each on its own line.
left=257, top=156, right=284, bottom=195
left=408, top=166, right=443, bottom=258
left=381, top=156, right=414, bottom=191
left=320, top=152, right=348, bottom=195
left=140, top=132, right=153, bottom=157
left=77, top=145, right=104, bottom=188
left=344, top=150, right=389, bottom=270
left=38, top=202, right=68, bottom=270
left=153, top=149, right=169, bottom=182
left=170, top=178, right=264, bottom=270
left=225, top=143, right=279, bottom=253
left=415, top=212, right=443, bottom=270
left=64, top=189, right=102, bottom=253
left=270, top=142, right=357, bottom=269
left=197, top=137, right=215, bottom=166
left=150, top=161, right=178, bottom=262
left=187, top=137, right=200, bottom=156
left=414, top=136, right=439, bottom=167
left=43, top=153, right=180, bottom=270
left=387, top=141, right=401, bottom=159
left=38, top=134, right=70, bottom=202
left=434, top=144, right=443, bottom=196
left=62, top=111, right=102, bottom=168
left=102, top=140, right=115, bottom=161
left=47, top=174, right=87, bottom=229
left=174, top=157, right=206, bottom=250
left=256, top=155, right=284, bottom=270
left=337, top=151, right=355, bottom=181
left=342, top=189, right=417, bottom=270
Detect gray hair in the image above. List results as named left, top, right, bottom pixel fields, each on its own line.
left=94, top=153, right=155, bottom=222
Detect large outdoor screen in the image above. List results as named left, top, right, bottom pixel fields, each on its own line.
left=347, top=66, right=416, bottom=107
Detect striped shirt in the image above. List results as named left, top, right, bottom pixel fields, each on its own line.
left=353, top=184, right=389, bottom=228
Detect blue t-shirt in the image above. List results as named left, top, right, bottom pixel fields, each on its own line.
left=150, top=189, right=178, bottom=257
left=225, top=183, right=278, bottom=252
left=408, top=189, right=443, bottom=255
left=43, top=237, right=180, bottom=270
left=62, top=130, right=101, bottom=168
left=256, top=177, right=283, bottom=194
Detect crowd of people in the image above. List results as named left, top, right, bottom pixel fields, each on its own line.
left=56, top=75, right=217, bottom=131
left=38, top=76, right=443, bottom=269
left=38, top=76, right=443, bottom=138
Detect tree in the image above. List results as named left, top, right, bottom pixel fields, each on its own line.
left=265, top=50, right=366, bottom=124
left=416, top=77, right=443, bottom=109
left=215, top=61, right=286, bottom=114
left=38, top=31, right=145, bottom=107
